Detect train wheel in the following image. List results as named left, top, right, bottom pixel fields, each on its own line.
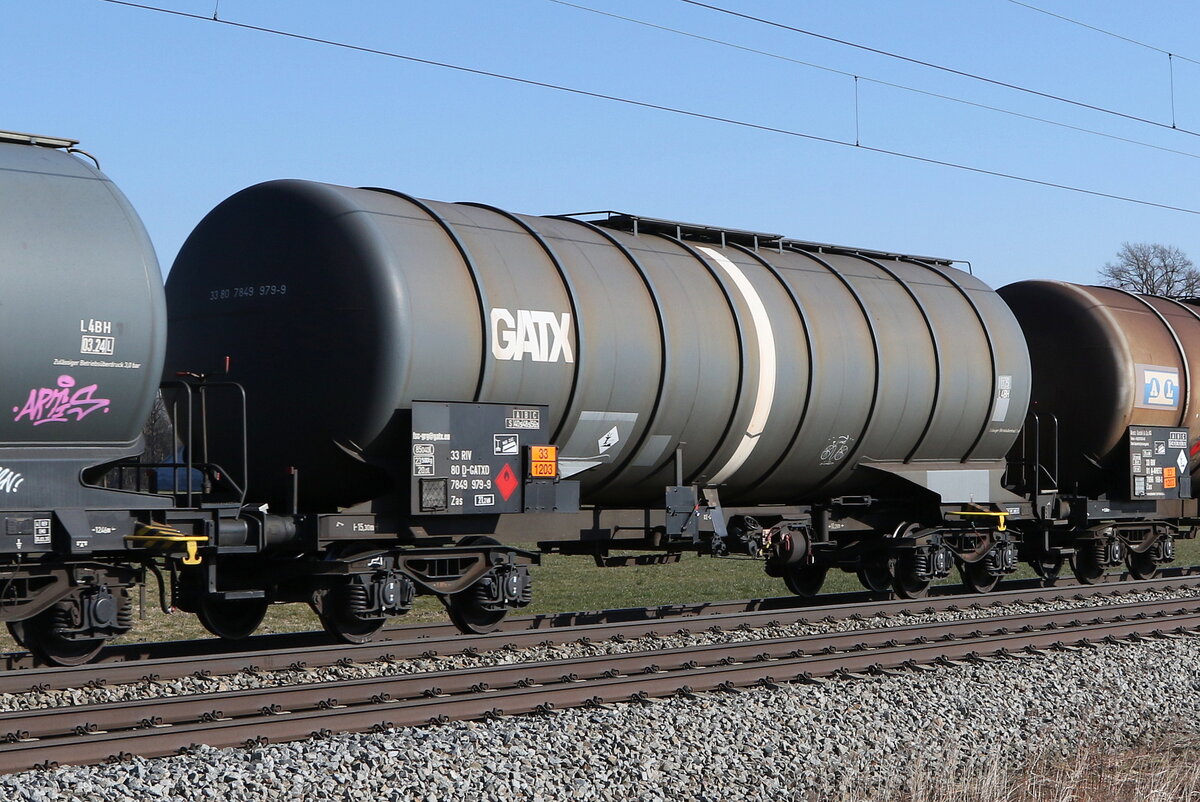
left=196, top=596, right=268, bottom=640
left=892, top=574, right=930, bottom=599
left=313, top=581, right=387, bottom=644
left=318, top=610, right=386, bottom=644
left=1031, top=556, right=1064, bottom=581
left=10, top=603, right=106, bottom=666
left=892, top=553, right=930, bottom=599
left=446, top=591, right=508, bottom=634
left=856, top=559, right=892, bottom=593
left=446, top=535, right=512, bottom=634
left=960, top=560, right=1000, bottom=594
left=1125, top=549, right=1159, bottom=581
left=783, top=565, right=827, bottom=598
left=1069, top=548, right=1106, bottom=584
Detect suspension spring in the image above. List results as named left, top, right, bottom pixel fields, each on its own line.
left=116, top=590, right=134, bottom=631
left=344, top=582, right=372, bottom=619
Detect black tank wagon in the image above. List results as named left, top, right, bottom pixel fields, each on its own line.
left=2, top=130, right=1198, bottom=664
left=165, top=179, right=1033, bottom=510
left=164, top=179, right=1040, bottom=604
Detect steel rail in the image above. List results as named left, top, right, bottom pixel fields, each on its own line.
left=0, top=602, right=1196, bottom=773
left=4, top=565, right=1195, bottom=675
left=2, top=595, right=1195, bottom=742
left=2, top=575, right=1199, bottom=694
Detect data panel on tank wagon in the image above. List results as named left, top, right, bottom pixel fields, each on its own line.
left=411, top=401, right=549, bottom=514
left=1128, top=426, right=1192, bottom=499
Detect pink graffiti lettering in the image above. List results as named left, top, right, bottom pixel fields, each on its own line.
left=12, top=375, right=111, bottom=426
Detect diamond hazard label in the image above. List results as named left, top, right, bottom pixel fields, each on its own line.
left=495, top=463, right=519, bottom=501
left=598, top=426, right=620, bottom=453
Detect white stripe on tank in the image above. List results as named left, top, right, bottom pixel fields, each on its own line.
left=696, top=245, right=777, bottom=486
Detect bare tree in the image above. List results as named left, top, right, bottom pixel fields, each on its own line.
left=141, top=391, right=177, bottom=464
left=1099, top=242, right=1200, bottom=296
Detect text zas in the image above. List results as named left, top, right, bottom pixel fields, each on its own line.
left=490, top=308, right=574, bottom=364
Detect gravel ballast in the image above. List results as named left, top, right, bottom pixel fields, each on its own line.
left=3, top=627, right=1200, bottom=800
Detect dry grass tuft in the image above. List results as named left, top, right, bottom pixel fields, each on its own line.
left=892, top=732, right=1200, bottom=802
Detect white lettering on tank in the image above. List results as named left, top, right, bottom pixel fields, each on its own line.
left=80, top=319, right=113, bottom=335
left=0, top=467, right=23, bottom=494
left=490, top=308, right=574, bottom=363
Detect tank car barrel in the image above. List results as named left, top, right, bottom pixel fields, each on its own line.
left=164, top=181, right=1032, bottom=514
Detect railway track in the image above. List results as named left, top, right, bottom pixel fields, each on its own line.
left=7, top=563, right=1193, bottom=675
left=0, top=594, right=1196, bottom=773
left=2, top=573, right=1199, bottom=694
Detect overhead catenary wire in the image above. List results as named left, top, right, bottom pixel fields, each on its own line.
left=99, top=0, right=1200, bottom=217
left=1002, top=0, right=1196, bottom=131
left=548, top=0, right=1200, bottom=162
left=1004, top=0, right=1200, bottom=66
left=677, top=0, right=1200, bottom=139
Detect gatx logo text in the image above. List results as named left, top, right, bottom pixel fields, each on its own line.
left=490, top=308, right=574, bottom=364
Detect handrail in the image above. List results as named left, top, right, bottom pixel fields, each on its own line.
left=158, top=377, right=249, bottom=507
left=1010, top=411, right=1059, bottom=502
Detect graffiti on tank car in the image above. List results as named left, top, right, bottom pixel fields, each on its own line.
left=819, top=434, right=853, bottom=465
left=12, top=375, right=111, bottom=425
left=0, top=467, right=24, bottom=494
left=490, top=308, right=574, bottom=363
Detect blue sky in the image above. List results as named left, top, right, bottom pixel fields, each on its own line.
left=4, top=0, right=1200, bottom=287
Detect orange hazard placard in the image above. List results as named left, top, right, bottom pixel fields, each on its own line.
left=530, top=446, right=557, bottom=462
left=1165, top=466, right=1177, bottom=489
left=531, top=461, right=557, bottom=477
left=529, top=445, right=558, bottom=479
